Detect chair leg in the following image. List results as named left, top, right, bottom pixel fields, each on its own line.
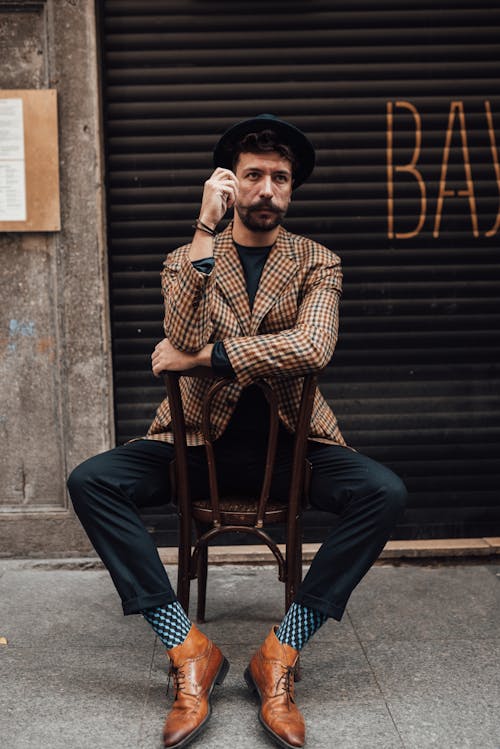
left=176, top=512, right=192, bottom=616
left=284, top=553, right=303, bottom=682
left=285, top=517, right=303, bottom=682
left=285, top=516, right=303, bottom=613
left=196, top=542, right=208, bottom=623
left=295, top=520, right=304, bottom=682
left=285, top=536, right=294, bottom=613
left=295, top=518, right=303, bottom=591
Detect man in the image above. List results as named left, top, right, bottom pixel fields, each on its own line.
left=68, top=115, right=407, bottom=749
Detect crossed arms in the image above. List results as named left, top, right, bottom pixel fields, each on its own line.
left=152, top=237, right=343, bottom=388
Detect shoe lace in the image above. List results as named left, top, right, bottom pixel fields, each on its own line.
left=166, top=664, right=186, bottom=700
left=276, top=665, right=295, bottom=707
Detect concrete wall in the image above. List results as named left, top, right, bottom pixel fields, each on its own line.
left=0, top=0, right=113, bottom=555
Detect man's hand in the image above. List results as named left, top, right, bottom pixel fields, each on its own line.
left=189, top=168, right=239, bottom=261
left=198, top=167, right=239, bottom=230
left=151, top=339, right=213, bottom=377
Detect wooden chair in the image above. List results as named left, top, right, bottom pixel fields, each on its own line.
left=163, top=370, right=317, bottom=623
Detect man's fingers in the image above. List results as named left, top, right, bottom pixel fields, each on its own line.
left=221, top=184, right=236, bottom=205
left=220, top=174, right=238, bottom=191
left=152, top=353, right=165, bottom=377
left=151, top=340, right=169, bottom=373
left=153, top=339, right=169, bottom=352
left=209, top=170, right=239, bottom=195
left=213, top=167, right=237, bottom=179
left=200, top=169, right=239, bottom=225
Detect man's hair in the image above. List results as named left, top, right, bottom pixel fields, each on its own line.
left=232, top=129, right=298, bottom=176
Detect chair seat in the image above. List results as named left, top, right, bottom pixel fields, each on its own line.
left=192, top=497, right=288, bottom=525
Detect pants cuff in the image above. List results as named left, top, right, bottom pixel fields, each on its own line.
left=294, top=592, right=346, bottom=622
left=122, top=590, right=177, bottom=616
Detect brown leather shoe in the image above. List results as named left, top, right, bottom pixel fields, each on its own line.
left=163, top=624, right=229, bottom=749
left=245, top=626, right=305, bottom=749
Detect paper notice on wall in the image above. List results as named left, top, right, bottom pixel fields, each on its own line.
left=0, top=99, right=26, bottom=221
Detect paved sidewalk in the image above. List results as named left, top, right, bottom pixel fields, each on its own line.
left=1, top=558, right=499, bottom=749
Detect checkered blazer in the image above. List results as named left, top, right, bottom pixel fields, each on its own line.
left=146, top=222, right=346, bottom=447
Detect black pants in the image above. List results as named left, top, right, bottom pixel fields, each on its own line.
left=67, top=433, right=407, bottom=620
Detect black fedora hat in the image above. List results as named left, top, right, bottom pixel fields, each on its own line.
left=213, top=114, right=315, bottom=188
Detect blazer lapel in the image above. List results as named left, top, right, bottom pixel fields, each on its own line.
left=214, top=223, right=252, bottom=334
left=250, top=227, right=299, bottom=334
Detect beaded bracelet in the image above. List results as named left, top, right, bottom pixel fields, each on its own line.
left=192, top=218, right=217, bottom=237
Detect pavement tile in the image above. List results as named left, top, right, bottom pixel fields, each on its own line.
left=0, top=645, right=154, bottom=749
left=298, top=643, right=380, bottom=704
left=305, top=701, right=404, bottom=749
left=183, top=564, right=286, bottom=619
left=386, top=696, right=500, bottom=749
left=363, top=638, right=500, bottom=703
left=1, top=561, right=499, bottom=749
left=361, top=636, right=500, bottom=749
left=487, top=565, right=500, bottom=580
left=0, top=568, right=154, bottom=648
left=347, top=565, right=500, bottom=643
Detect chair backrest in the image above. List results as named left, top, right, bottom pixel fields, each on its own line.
left=163, top=370, right=317, bottom=530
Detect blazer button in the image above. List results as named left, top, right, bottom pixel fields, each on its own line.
left=192, top=301, right=199, bottom=310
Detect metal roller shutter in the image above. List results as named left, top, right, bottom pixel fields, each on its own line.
left=100, top=0, right=500, bottom=540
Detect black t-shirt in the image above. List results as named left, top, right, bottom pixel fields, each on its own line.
left=222, top=243, right=273, bottom=437
left=193, top=242, right=275, bottom=437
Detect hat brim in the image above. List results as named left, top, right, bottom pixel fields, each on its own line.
left=213, top=115, right=315, bottom=189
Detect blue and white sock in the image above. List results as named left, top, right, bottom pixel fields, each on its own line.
left=142, top=601, right=192, bottom=650
left=276, top=601, right=328, bottom=651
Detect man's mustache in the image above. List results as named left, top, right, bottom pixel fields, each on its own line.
left=248, top=200, right=282, bottom=213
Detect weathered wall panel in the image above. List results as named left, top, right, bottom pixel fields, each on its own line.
left=0, top=0, right=113, bottom=554
left=0, top=233, right=64, bottom=509
left=0, top=8, right=45, bottom=88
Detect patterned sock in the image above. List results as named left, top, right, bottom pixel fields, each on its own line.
left=275, top=601, right=328, bottom=651
left=142, top=601, right=192, bottom=650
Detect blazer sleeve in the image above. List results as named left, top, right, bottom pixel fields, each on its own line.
left=161, top=248, right=215, bottom=352
left=222, top=254, right=342, bottom=388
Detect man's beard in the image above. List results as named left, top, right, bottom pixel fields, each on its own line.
left=236, top=200, right=286, bottom=233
